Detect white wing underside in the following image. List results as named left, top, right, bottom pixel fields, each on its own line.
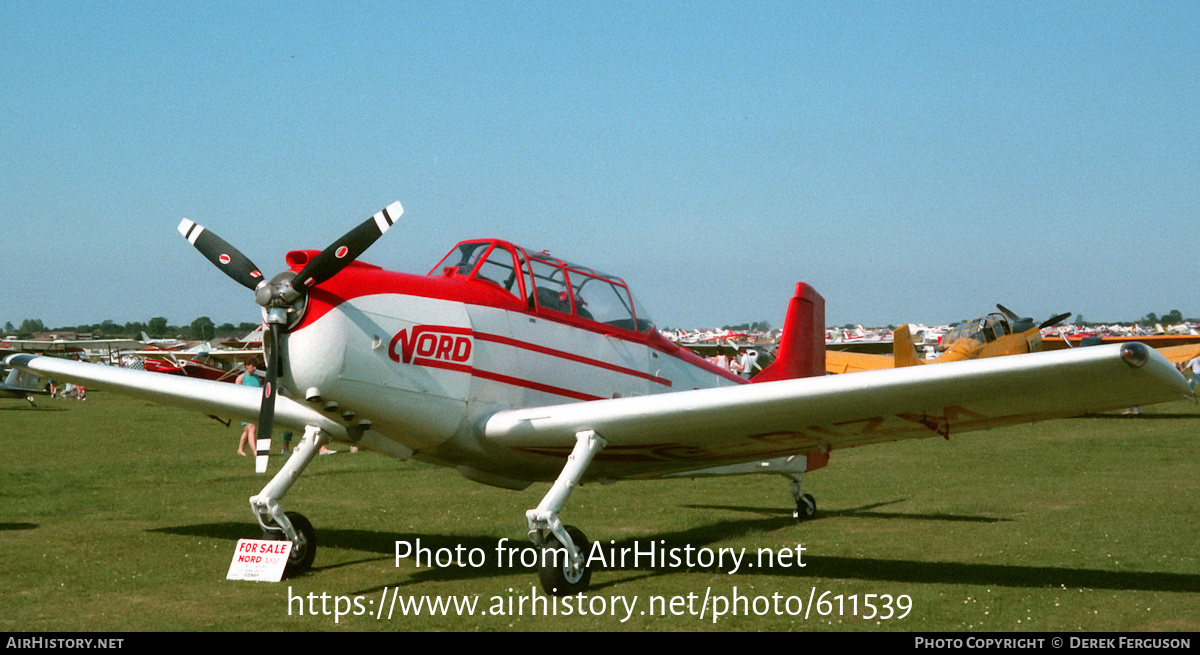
left=7, top=344, right=1190, bottom=477
left=481, top=344, right=1191, bottom=476
left=3, top=354, right=345, bottom=439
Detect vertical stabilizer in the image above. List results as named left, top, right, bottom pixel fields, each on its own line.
left=754, top=283, right=825, bottom=382
left=893, top=324, right=925, bottom=367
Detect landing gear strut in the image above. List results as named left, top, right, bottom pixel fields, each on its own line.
left=250, top=424, right=327, bottom=577
left=526, top=430, right=606, bottom=596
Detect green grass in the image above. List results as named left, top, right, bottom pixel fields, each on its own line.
left=1, top=393, right=1197, bottom=631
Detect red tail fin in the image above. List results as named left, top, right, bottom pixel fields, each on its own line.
left=754, top=283, right=825, bottom=382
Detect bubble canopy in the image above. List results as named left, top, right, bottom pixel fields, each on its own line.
left=431, top=239, right=655, bottom=334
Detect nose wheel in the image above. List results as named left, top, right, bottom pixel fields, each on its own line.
left=262, top=511, right=317, bottom=578
left=538, top=525, right=592, bottom=596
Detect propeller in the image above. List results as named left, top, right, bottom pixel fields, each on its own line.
left=1039, top=312, right=1073, bottom=330
left=177, top=219, right=265, bottom=291
left=178, top=201, right=403, bottom=472
left=996, top=304, right=1072, bottom=332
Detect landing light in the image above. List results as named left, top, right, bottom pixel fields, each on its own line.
left=1119, top=343, right=1150, bottom=368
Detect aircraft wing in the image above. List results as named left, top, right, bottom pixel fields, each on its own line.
left=126, top=349, right=187, bottom=361
left=483, top=344, right=1191, bottom=472
left=2, top=354, right=345, bottom=438
left=1153, top=343, right=1200, bottom=365
left=2, top=338, right=145, bottom=353
left=202, top=348, right=265, bottom=358
left=825, top=349, right=894, bottom=374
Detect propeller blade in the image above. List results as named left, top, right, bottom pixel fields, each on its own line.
left=291, top=201, right=403, bottom=291
left=1040, top=312, right=1072, bottom=330
left=177, top=219, right=265, bottom=292
left=996, top=304, right=1020, bottom=322
left=255, top=324, right=281, bottom=474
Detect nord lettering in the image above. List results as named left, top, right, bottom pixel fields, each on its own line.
left=389, top=325, right=473, bottom=365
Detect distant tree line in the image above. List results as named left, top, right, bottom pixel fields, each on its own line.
left=6, top=309, right=1196, bottom=340
left=3, top=317, right=260, bottom=341
left=722, top=321, right=772, bottom=332
left=1074, top=309, right=1193, bottom=328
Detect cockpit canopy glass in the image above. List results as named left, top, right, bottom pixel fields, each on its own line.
left=939, top=313, right=1011, bottom=350
left=431, top=240, right=655, bottom=334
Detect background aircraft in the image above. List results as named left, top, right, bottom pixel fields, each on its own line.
left=139, top=332, right=189, bottom=350
left=132, top=341, right=263, bottom=383
left=1042, top=332, right=1200, bottom=365
left=0, top=365, right=50, bottom=406
left=7, top=203, right=1190, bottom=596
left=826, top=305, right=1071, bottom=373
left=827, top=305, right=1200, bottom=374
left=0, top=336, right=144, bottom=358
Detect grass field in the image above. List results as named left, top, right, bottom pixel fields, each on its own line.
left=2, top=391, right=1197, bottom=631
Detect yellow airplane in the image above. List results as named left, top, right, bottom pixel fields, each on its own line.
left=826, top=305, right=1071, bottom=373
left=828, top=305, right=1200, bottom=375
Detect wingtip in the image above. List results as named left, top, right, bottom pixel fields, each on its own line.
left=4, top=353, right=33, bottom=367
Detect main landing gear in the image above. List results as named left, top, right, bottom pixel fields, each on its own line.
left=251, top=424, right=326, bottom=578
left=787, top=473, right=817, bottom=521
left=526, top=430, right=607, bottom=596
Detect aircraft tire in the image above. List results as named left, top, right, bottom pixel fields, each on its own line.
left=538, top=525, right=591, bottom=596
left=262, top=511, right=317, bottom=578
left=794, top=494, right=817, bottom=521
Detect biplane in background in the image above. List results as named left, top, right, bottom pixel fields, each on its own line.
left=7, top=201, right=1191, bottom=595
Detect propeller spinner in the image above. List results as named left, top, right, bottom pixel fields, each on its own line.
left=178, top=201, right=403, bottom=472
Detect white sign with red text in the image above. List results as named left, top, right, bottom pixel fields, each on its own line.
left=227, top=539, right=292, bottom=582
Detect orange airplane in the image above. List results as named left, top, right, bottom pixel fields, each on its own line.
left=827, top=305, right=1071, bottom=373
left=828, top=305, right=1200, bottom=375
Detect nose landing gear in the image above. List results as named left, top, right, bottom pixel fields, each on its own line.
left=250, top=425, right=328, bottom=577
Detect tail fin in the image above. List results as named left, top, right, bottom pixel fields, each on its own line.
left=892, top=324, right=925, bottom=367
left=754, top=283, right=825, bottom=382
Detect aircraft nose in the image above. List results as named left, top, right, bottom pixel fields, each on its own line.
left=280, top=311, right=347, bottom=401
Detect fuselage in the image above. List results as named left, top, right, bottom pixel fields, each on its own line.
left=278, top=240, right=744, bottom=485
left=933, top=313, right=1041, bottom=363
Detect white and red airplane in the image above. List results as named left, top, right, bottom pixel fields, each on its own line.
left=6, top=200, right=1191, bottom=595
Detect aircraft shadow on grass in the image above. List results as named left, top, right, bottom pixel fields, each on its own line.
left=1079, top=413, right=1200, bottom=420
left=151, top=512, right=1198, bottom=595
left=683, top=498, right=1008, bottom=524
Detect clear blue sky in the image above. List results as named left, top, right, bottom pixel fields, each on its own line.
left=3, top=1, right=1197, bottom=331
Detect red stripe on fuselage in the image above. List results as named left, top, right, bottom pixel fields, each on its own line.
left=413, top=357, right=604, bottom=401
left=474, top=332, right=671, bottom=387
